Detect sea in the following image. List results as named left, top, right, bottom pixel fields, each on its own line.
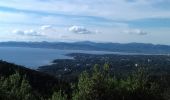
left=0, top=47, right=161, bottom=69
left=0, top=47, right=117, bottom=69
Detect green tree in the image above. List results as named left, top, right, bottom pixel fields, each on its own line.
left=72, top=64, right=115, bottom=100
left=0, top=72, right=36, bottom=100
left=50, top=90, right=67, bottom=100
left=72, top=64, right=165, bottom=100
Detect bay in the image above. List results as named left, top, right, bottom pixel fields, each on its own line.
left=0, top=47, right=116, bottom=69
left=0, top=47, right=161, bottom=69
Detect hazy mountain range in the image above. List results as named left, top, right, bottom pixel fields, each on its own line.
left=0, top=41, right=170, bottom=54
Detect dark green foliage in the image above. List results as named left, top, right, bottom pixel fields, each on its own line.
left=0, top=72, right=37, bottom=100
left=0, top=60, right=70, bottom=99
left=164, top=88, right=170, bottom=100
left=0, top=60, right=168, bottom=100
left=72, top=64, right=165, bottom=100
left=49, top=90, right=67, bottom=100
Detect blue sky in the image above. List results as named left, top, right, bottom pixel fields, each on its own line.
left=0, top=0, right=170, bottom=44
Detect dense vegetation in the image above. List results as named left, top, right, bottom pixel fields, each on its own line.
left=0, top=60, right=70, bottom=99
left=0, top=60, right=170, bottom=100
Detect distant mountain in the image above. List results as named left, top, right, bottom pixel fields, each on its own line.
left=1, top=41, right=170, bottom=54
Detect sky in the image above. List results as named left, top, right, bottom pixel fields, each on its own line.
left=0, top=0, right=170, bottom=44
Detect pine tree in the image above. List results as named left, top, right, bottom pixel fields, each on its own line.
left=0, top=72, right=37, bottom=100
left=50, top=90, right=67, bottom=100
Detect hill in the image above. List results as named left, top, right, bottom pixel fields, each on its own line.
left=0, top=60, right=70, bottom=97
left=1, top=41, right=170, bottom=54
left=0, top=59, right=169, bottom=100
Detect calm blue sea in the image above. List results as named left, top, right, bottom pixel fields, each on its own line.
left=0, top=47, right=116, bottom=69
left=0, top=47, right=157, bottom=69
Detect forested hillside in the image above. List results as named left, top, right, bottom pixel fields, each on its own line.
left=0, top=60, right=170, bottom=100
left=0, top=60, right=70, bottom=99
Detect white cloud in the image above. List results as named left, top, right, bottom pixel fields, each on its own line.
left=12, top=29, right=24, bottom=35
left=40, top=25, right=53, bottom=30
left=12, top=25, right=57, bottom=37
left=68, top=26, right=94, bottom=34
left=1, top=0, right=170, bottom=44
left=123, top=29, right=148, bottom=35
left=12, top=25, right=62, bottom=37
left=12, top=29, right=43, bottom=36
left=39, top=25, right=62, bottom=38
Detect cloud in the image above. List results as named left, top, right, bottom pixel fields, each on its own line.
left=40, top=25, right=58, bottom=35
left=1, top=0, right=170, bottom=21
left=12, top=25, right=60, bottom=37
left=68, top=26, right=93, bottom=34
left=1, top=0, right=169, bottom=44
left=12, top=29, right=43, bottom=36
left=40, top=25, right=53, bottom=30
left=123, top=29, right=148, bottom=35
